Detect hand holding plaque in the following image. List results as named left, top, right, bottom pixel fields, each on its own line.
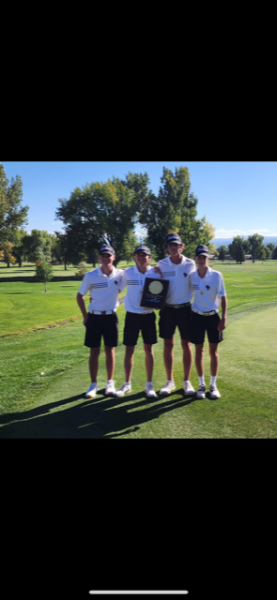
left=140, top=277, right=169, bottom=309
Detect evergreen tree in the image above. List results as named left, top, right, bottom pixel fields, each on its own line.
left=217, top=245, right=228, bottom=261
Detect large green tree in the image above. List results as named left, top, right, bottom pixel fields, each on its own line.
left=0, top=163, right=29, bottom=245
left=22, top=230, right=55, bottom=264
left=56, top=178, right=138, bottom=265
left=248, top=233, right=264, bottom=262
left=125, top=167, right=215, bottom=260
left=229, top=236, right=246, bottom=263
left=217, top=245, right=228, bottom=261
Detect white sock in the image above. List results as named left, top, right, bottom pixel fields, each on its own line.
left=125, top=381, right=131, bottom=385
left=210, top=376, right=217, bottom=385
left=146, top=381, right=152, bottom=385
left=199, top=376, right=205, bottom=385
left=107, top=379, right=113, bottom=383
left=184, top=380, right=190, bottom=384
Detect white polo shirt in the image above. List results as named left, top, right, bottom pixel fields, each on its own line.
left=189, top=267, right=226, bottom=312
left=120, top=265, right=161, bottom=314
left=78, top=266, right=124, bottom=312
left=157, top=255, right=196, bottom=305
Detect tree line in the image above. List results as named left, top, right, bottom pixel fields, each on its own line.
left=1, top=162, right=277, bottom=270
left=0, top=164, right=216, bottom=268
left=216, top=235, right=277, bottom=263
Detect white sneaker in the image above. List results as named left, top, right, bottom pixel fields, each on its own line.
left=183, top=381, right=195, bottom=395
left=145, top=383, right=157, bottom=398
left=196, top=384, right=206, bottom=399
left=115, top=383, right=132, bottom=397
left=209, top=384, right=221, bottom=399
left=159, top=381, right=176, bottom=395
left=105, top=380, right=116, bottom=396
left=85, top=383, right=98, bottom=398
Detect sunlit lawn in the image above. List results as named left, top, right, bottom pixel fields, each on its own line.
left=0, top=260, right=277, bottom=438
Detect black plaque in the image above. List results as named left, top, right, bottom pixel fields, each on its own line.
left=140, top=277, right=169, bottom=309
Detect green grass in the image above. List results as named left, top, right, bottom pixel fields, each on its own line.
left=0, top=260, right=277, bottom=438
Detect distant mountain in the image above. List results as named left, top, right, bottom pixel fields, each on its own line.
left=213, top=237, right=277, bottom=248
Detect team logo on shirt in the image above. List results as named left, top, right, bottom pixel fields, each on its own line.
left=114, top=281, right=118, bottom=285
left=206, top=285, right=210, bottom=289
left=183, top=273, right=187, bottom=277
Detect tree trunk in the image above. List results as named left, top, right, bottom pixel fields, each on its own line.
left=45, top=282, right=47, bottom=292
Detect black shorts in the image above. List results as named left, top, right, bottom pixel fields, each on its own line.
left=84, top=312, right=118, bottom=348
left=159, top=305, right=191, bottom=340
left=123, top=311, right=157, bottom=346
left=189, top=311, right=223, bottom=345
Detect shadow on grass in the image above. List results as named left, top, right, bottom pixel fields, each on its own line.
left=0, top=388, right=196, bottom=438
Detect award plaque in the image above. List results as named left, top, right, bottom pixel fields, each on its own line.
left=140, top=277, right=169, bottom=309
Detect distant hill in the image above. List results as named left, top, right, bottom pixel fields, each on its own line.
left=213, top=236, right=277, bottom=248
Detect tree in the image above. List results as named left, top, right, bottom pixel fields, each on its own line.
left=263, top=246, right=271, bottom=261
left=0, top=163, right=29, bottom=245
left=228, top=236, right=245, bottom=263
left=272, top=246, right=277, bottom=260
left=36, top=261, right=54, bottom=292
left=56, top=178, right=138, bottom=265
left=9, top=228, right=28, bottom=268
left=248, top=233, right=264, bottom=262
left=266, top=242, right=275, bottom=258
left=217, top=245, right=228, bottom=261
left=1, top=241, right=16, bottom=267
left=125, top=167, right=215, bottom=260
left=22, top=230, right=54, bottom=264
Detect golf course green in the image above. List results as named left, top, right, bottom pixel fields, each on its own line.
left=0, top=261, right=276, bottom=438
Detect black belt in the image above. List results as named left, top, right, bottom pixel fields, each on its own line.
left=165, top=302, right=191, bottom=309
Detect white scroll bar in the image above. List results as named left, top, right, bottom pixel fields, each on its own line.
left=89, top=592, right=189, bottom=595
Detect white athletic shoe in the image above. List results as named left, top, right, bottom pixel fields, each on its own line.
left=115, top=383, right=132, bottom=397
left=196, top=384, right=206, bottom=399
left=159, top=381, right=176, bottom=395
left=85, top=383, right=98, bottom=398
left=105, top=380, right=116, bottom=396
left=209, top=384, right=221, bottom=399
left=183, top=381, right=195, bottom=395
left=145, top=383, right=157, bottom=398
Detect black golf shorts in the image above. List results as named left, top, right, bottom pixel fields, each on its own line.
left=189, top=311, right=223, bottom=345
left=84, top=312, right=118, bottom=348
left=159, top=305, right=191, bottom=340
left=123, top=311, right=157, bottom=346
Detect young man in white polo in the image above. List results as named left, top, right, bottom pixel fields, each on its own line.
left=76, top=244, right=124, bottom=398
left=188, top=244, right=227, bottom=399
left=157, top=233, right=196, bottom=396
left=115, top=245, right=161, bottom=399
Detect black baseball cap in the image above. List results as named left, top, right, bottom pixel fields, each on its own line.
left=164, top=233, right=182, bottom=246
left=134, top=245, right=151, bottom=255
left=195, top=244, right=209, bottom=257
left=99, top=245, right=115, bottom=256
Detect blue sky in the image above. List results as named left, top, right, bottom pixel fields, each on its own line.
left=1, top=161, right=277, bottom=239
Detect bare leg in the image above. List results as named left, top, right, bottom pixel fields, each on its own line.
left=163, top=339, right=174, bottom=380
left=181, top=339, right=193, bottom=380
left=124, top=346, right=135, bottom=382
left=144, top=343, right=154, bottom=381
left=89, top=347, right=100, bottom=382
left=209, top=342, right=219, bottom=376
left=104, top=346, right=115, bottom=380
left=195, top=343, right=204, bottom=377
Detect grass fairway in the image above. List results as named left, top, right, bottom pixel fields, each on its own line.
left=0, top=261, right=277, bottom=438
